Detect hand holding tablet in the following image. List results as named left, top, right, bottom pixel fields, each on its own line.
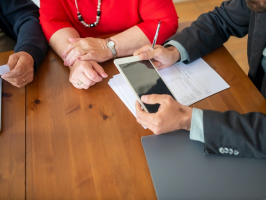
left=114, top=56, right=177, bottom=113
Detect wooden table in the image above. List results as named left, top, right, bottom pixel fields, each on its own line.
left=0, top=52, right=25, bottom=199
left=1, top=25, right=266, bottom=199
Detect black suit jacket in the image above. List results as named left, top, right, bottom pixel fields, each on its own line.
left=0, top=0, right=48, bottom=71
left=166, top=0, right=266, bottom=159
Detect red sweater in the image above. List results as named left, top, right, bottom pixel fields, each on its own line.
left=40, top=0, right=178, bottom=44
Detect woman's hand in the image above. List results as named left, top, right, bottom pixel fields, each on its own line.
left=133, top=44, right=181, bottom=70
left=69, top=60, right=108, bottom=89
left=63, top=37, right=113, bottom=66
left=2, top=52, right=34, bottom=88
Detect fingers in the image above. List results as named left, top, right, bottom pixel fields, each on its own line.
left=3, top=54, right=33, bottom=79
left=6, top=54, right=19, bottom=71
left=62, top=38, right=81, bottom=59
left=78, top=72, right=96, bottom=86
left=135, top=100, right=155, bottom=121
left=135, top=45, right=165, bottom=62
left=87, top=61, right=108, bottom=79
left=72, top=82, right=93, bottom=90
left=69, top=60, right=107, bottom=89
left=133, top=44, right=153, bottom=56
left=4, top=61, right=26, bottom=79
left=151, top=59, right=162, bottom=69
left=2, top=52, right=34, bottom=87
left=64, top=49, right=86, bottom=66
left=83, top=67, right=102, bottom=83
left=135, top=100, right=164, bottom=134
left=72, top=82, right=89, bottom=90
left=141, top=94, right=173, bottom=105
left=70, top=74, right=96, bottom=90
left=77, top=53, right=93, bottom=62
left=3, top=69, right=33, bottom=87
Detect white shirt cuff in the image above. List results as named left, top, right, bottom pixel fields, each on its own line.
left=164, top=40, right=190, bottom=63
left=190, top=108, right=205, bottom=143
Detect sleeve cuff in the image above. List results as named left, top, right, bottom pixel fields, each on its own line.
left=190, top=108, right=205, bottom=143
left=164, top=40, right=190, bottom=63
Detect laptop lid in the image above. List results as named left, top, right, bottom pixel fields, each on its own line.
left=142, top=130, right=266, bottom=200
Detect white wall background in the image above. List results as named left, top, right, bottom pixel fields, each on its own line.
left=32, top=0, right=40, bottom=7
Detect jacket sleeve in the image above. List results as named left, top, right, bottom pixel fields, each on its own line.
left=137, top=0, right=178, bottom=45
left=165, top=0, right=251, bottom=63
left=203, top=110, right=266, bottom=159
left=1, top=0, right=49, bottom=72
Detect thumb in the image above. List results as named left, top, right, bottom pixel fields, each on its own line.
left=69, top=38, right=82, bottom=43
left=7, top=54, right=19, bottom=71
left=133, top=44, right=153, bottom=56
left=138, top=50, right=158, bottom=60
left=141, top=94, right=166, bottom=105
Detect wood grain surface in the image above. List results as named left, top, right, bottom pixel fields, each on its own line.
left=1, top=22, right=265, bottom=200
left=25, top=45, right=266, bottom=199
left=194, top=47, right=266, bottom=114
left=0, top=51, right=25, bottom=200
left=26, top=50, right=155, bottom=200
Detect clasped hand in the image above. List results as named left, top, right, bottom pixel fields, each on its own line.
left=2, top=51, right=34, bottom=88
left=63, top=37, right=113, bottom=66
left=63, top=37, right=112, bottom=89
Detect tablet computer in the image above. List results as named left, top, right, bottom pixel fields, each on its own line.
left=114, top=56, right=177, bottom=113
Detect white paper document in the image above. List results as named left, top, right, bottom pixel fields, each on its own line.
left=0, top=65, right=10, bottom=75
left=108, top=58, right=229, bottom=119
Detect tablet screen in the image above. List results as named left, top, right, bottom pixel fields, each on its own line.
left=119, top=60, right=175, bottom=113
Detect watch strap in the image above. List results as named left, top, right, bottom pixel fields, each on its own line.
left=106, top=38, right=117, bottom=59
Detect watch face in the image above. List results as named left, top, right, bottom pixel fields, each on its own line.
left=109, top=41, right=115, bottom=46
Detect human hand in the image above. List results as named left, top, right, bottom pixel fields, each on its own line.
left=2, top=51, right=34, bottom=87
left=133, top=44, right=180, bottom=70
left=135, top=94, right=192, bottom=134
left=62, top=37, right=113, bottom=66
left=69, top=60, right=108, bottom=89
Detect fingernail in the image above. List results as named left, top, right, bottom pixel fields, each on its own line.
left=62, top=54, right=65, bottom=58
left=102, top=72, right=108, bottom=78
left=141, top=95, right=147, bottom=102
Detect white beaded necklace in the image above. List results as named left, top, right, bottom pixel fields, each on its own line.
left=74, top=0, right=102, bottom=27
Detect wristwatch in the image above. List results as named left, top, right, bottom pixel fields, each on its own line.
left=106, top=38, right=117, bottom=59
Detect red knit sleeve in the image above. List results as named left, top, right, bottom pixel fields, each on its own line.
left=137, top=0, right=178, bottom=45
left=40, top=0, right=73, bottom=42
